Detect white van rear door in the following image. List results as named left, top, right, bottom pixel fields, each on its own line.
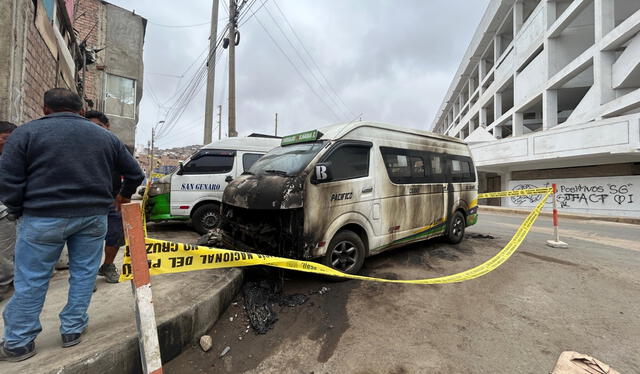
left=170, top=150, right=236, bottom=216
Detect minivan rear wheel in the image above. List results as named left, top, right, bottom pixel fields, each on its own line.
left=446, top=211, right=466, bottom=244
left=191, top=203, right=220, bottom=235
left=323, top=230, right=365, bottom=277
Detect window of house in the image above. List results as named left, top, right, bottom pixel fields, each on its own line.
left=325, top=145, right=370, bottom=181
left=182, top=152, right=235, bottom=174
left=104, top=74, right=136, bottom=119
left=242, top=153, right=263, bottom=171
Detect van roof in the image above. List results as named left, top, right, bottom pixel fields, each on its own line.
left=317, top=121, right=465, bottom=144
left=201, top=136, right=281, bottom=152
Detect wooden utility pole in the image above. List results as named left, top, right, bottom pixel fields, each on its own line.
left=204, top=0, right=220, bottom=144
left=217, top=105, right=222, bottom=140
left=228, top=0, right=238, bottom=137
left=274, top=112, right=278, bottom=136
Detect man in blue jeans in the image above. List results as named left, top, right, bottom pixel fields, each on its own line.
left=0, top=88, right=144, bottom=361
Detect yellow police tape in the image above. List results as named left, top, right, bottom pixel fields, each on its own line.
left=477, top=187, right=552, bottom=199
left=119, top=191, right=551, bottom=284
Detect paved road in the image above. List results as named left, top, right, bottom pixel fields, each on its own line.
left=164, top=212, right=640, bottom=374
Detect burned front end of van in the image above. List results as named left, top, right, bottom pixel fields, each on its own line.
left=217, top=132, right=326, bottom=260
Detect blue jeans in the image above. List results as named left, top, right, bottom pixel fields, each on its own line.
left=2, top=214, right=107, bottom=348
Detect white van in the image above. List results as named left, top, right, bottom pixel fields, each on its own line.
left=146, top=135, right=281, bottom=234
left=217, top=122, right=478, bottom=274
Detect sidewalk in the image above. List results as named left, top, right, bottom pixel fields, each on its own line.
left=479, top=204, right=640, bottom=225
left=0, top=225, right=243, bottom=374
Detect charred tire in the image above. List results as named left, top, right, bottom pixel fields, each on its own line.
left=323, top=230, right=366, bottom=278
left=446, top=211, right=466, bottom=244
left=191, top=203, right=220, bottom=235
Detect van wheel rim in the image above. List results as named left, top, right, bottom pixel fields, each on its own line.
left=331, top=241, right=357, bottom=272
left=202, top=212, right=218, bottom=229
left=452, top=216, right=464, bottom=237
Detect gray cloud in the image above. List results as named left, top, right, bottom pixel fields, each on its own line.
left=108, top=0, right=489, bottom=148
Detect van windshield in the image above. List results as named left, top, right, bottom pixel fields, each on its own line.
left=248, top=141, right=327, bottom=176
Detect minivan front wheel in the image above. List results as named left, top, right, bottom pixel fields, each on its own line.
left=191, top=203, right=220, bottom=235
left=323, top=230, right=365, bottom=276
left=446, top=211, right=466, bottom=244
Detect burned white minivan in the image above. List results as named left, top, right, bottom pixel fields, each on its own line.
left=218, top=122, right=478, bottom=274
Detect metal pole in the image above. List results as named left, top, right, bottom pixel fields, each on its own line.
left=228, top=0, right=238, bottom=137
left=122, top=203, right=163, bottom=374
left=149, top=128, right=155, bottom=180
left=204, top=0, right=220, bottom=145
left=546, top=183, right=568, bottom=248
left=275, top=112, right=278, bottom=136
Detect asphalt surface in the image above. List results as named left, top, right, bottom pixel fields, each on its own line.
left=163, top=212, right=640, bottom=374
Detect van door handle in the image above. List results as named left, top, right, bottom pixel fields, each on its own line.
left=362, top=187, right=373, bottom=193
left=225, top=176, right=233, bottom=183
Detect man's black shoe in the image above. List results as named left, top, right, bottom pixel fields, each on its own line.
left=61, top=333, right=83, bottom=348
left=0, top=340, right=36, bottom=362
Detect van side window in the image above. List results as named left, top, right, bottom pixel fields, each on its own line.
left=410, top=156, right=425, bottom=177
left=182, top=154, right=235, bottom=174
left=430, top=155, right=443, bottom=176
left=242, top=153, right=263, bottom=171
left=325, top=145, right=370, bottom=181
left=383, top=153, right=411, bottom=178
left=446, top=156, right=476, bottom=182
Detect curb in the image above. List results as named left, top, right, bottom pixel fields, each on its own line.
left=51, top=269, right=243, bottom=374
left=479, top=205, right=640, bottom=225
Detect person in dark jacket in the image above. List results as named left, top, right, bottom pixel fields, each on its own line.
left=0, top=88, right=144, bottom=361
left=84, top=110, right=125, bottom=283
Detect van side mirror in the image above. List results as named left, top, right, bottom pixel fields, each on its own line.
left=312, top=162, right=332, bottom=184
left=177, top=162, right=184, bottom=176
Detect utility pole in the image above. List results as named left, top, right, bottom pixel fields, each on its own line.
left=217, top=105, right=222, bottom=140
left=204, top=0, right=220, bottom=145
left=149, top=128, right=155, bottom=179
left=227, top=0, right=238, bottom=137
left=274, top=112, right=278, bottom=136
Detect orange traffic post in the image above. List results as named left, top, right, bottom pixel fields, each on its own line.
left=546, top=183, right=568, bottom=248
left=122, top=202, right=164, bottom=374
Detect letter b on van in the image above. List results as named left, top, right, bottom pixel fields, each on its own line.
left=314, top=163, right=331, bottom=183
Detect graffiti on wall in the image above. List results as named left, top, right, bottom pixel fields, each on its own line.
left=507, top=176, right=640, bottom=217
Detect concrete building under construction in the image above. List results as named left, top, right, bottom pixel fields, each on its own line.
left=432, top=0, right=640, bottom=218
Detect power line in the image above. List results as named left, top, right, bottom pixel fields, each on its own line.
left=148, top=20, right=210, bottom=28
left=263, top=3, right=350, bottom=120
left=238, top=0, right=269, bottom=27
left=252, top=11, right=342, bottom=121
left=272, top=0, right=356, bottom=119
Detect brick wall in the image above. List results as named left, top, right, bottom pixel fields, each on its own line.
left=21, top=1, right=59, bottom=122
left=74, top=0, right=103, bottom=109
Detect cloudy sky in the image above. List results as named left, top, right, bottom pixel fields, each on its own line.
left=108, top=0, right=490, bottom=149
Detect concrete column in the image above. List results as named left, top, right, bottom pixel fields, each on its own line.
left=459, top=93, right=465, bottom=110
left=513, top=112, right=524, bottom=137
left=479, top=58, right=487, bottom=83
left=469, top=117, right=477, bottom=133
left=500, top=170, right=512, bottom=207
left=469, top=78, right=475, bottom=100
left=594, top=51, right=617, bottom=106
left=545, top=0, right=557, bottom=28
left=594, top=0, right=614, bottom=41
left=480, top=107, right=488, bottom=127
left=494, top=92, right=503, bottom=120
left=543, top=89, right=558, bottom=130
left=493, top=124, right=503, bottom=138
left=513, top=0, right=524, bottom=37
left=494, top=35, right=503, bottom=60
